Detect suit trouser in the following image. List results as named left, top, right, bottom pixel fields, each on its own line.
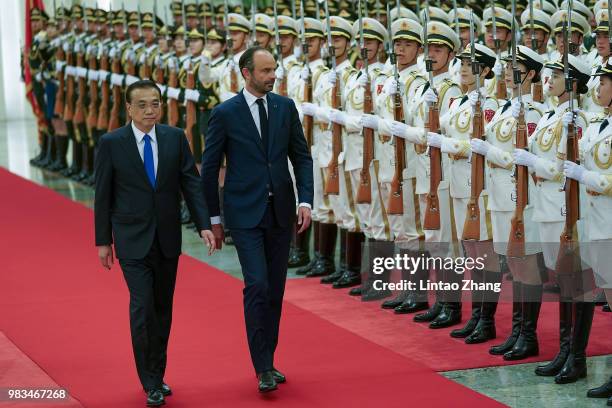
left=231, top=198, right=293, bottom=374
left=118, top=235, right=179, bottom=392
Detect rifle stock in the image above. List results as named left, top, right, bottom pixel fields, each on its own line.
left=356, top=75, right=374, bottom=204
left=96, top=53, right=110, bottom=130
left=185, top=67, right=196, bottom=153
left=462, top=99, right=485, bottom=240
left=108, top=55, right=122, bottom=130
left=154, top=63, right=166, bottom=123
left=324, top=72, right=342, bottom=195
left=303, top=72, right=313, bottom=147
left=54, top=47, right=66, bottom=117
left=387, top=92, right=406, bottom=214
left=532, top=81, right=543, bottom=103
left=73, top=52, right=87, bottom=125
left=63, top=50, right=75, bottom=122
left=86, top=50, right=99, bottom=131
left=496, top=75, right=507, bottom=100
left=507, top=109, right=528, bottom=257
left=423, top=104, right=441, bottom=229
left=167, top=65, right=180, bottom=126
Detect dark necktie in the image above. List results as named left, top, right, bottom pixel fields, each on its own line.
left=143, top=134, right=156, bottom=188
left=600, top=119, right=609, bottom=133
left=255, top=98, right=269, bottom=154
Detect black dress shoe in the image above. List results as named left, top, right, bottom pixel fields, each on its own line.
left=588, top=377, right=612, bottom=398
left=320, top=269, right=344, bottom=284
left=161, top=383, right=172, bottom=397
left=348, top=286, right=363, bottom=296
left=333, top=271, right=361, bottom=289
left=414, top=302, right=442, bottom=322
left=272, top=368, right=286, bottom=384
left=394, top=300, right=429, bottom=314
left=608, top=396, right=612, bottom=406
left=146, top=390, right=165, bottom=406
left=429, top=304, right=462, bottom=329
left=361, top=287, right=391, bottom=302
left=381, top=291, right=411, bottom=309
left=258, top=371, right=278, bottom=393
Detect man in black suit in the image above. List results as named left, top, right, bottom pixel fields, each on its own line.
left=94, top=80, right=215, bottom=406
left=201, top=47, right=314, bottom=393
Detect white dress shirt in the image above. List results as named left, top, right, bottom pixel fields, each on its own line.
left=131, top=121, right=158, bottom=177
left=210, top=88, right=311, bottom=225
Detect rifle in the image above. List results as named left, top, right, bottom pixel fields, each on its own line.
left=300, top=0, right=313, bottom=147
left=54, top=36, right=66, bottom=117
left=608, top=0, right=612, bottom=63
left=167, top=57, right=180, bottom=126
left=491, top=0, right=507, bottom=100
left=86, top=39, right=99, bottom=131
left=108, top=5, right=126, bottom=131
left=530, top=0, right=543, bottom=102
left=63, top=9, right=76, bottom=122
left=387, top=1, right=405, bottom=215
left=423, top=2, right=442, bottom=230
left=185, top=59, right=196, bottom=153
left=250, top=0, right=258, bottom=46
left=356, top=0, right=374, bottom=204
left=97, top=46, right=110, bottom=130
left=507, top=0, right=528, bottom=258
left=462, top=11, right=486, bottom=240
left=224, top=0, right=238, bottom=92
left=556, top=0, right=582, bottom=278
left=73, top=37, right=87, bottom=127
left=323, top=0, right=341, bottom=195
left=274, top=0, right=288, bottom=96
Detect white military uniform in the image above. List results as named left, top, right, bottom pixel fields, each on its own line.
left=483, top=94, right=544, bottom=256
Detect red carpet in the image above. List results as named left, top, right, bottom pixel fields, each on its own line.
left=0, top=166, right=503, bottom=407
left=285, top=267, right=612, bottom=372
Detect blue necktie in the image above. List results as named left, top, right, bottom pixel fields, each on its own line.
left=143, top=134, right=156, bottom=188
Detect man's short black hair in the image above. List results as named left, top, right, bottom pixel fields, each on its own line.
left=238, top=46, right=273, bottom=78
left=126, top=79, right=162, bottom=103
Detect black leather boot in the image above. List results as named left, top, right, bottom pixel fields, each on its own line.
left=307, top=223, right=336, bottom=277
left=430, top=267, right=462, bottom=329
left=394, top=252, right=429, bottom=314
left=361, top=239, right=393, bottom=301
left=49, top=135, right=69, bottom=171
left=30, top=132, right=47, bottom=166
left=61, top=125, right=78, bottom=176
left=296, top=221, right=319, bottom=275
left=587, top=377, right=612, bottom=398
left=40, top=131, right=57, bottom=168
left=555, top=302, right=595, bottom=384
left=490, top=280, right=522, bottom=355
left=333, top=231, right=364, bottom=288
left=535, top=301, right=572, bottom=376
left=322, top=229, right=346, bottom=283
left=382, top=250, right=412, bottom=308
left=73, top=138, right=90, bottom=181
left=452, top=268, right=483, bottom=338
left=289, top=221, right=311, bottom=268
left=503, top=283, right=542, bottom=361
left=465, top=270, right=501, bottom=344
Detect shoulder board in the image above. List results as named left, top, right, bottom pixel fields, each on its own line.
left=526, top=103, right=543, bottom=116
left=590, top=115, right=606, bottom=123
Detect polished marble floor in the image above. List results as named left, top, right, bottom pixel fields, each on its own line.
left=1, top=118, right=610, bottom=408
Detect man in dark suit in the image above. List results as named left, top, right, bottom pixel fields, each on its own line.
left=201, top=47, right=314, bottom=393
left=94, top=80, right=215, bottom=407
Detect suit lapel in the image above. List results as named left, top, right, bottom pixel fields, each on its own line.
left=155, top=124, right=168, bottom=190
left=236, top=91, right=266, bottom=155
left=120, top=124, right=153, bottom=190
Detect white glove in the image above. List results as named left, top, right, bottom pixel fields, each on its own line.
left=62, top=42, right=70, bottom=53
left=384, top=78, right=403, bottom=96
left=182, top=59, right=191, bottom=71
left=423, top=87, right=438, bottom=105
left=185, top=89, right=200, bottom=102
left=64, top=66, right=74, bottom=78
left=108, top=47, right=117, bottom=59
left=55, top=60, right=65, bottom=73
left=471, top=138, right=492, bottom=156
left=330, top=109, right=347, bottom=126
left=493, top=61, right=503, bottom=77
left=97, top=69, right=109, bottom=81
left=327, top=70, right=337, bottom=87
left=154, top=55, right=162, bottom=68
left=468, top=90, right=481, bottom=107
left=35, top=72, right=42, bottom=82
left=166, top=87, right=180, bottom=100
left=357, top=72, right=369, bottom=88
left=275, top=65, right=285, bottom=80
left=562, top=111, right=575, bottom=127
left=50, top=38, right=62, bottom=48
left=511, top=99, right=522, bottom=119
left=201, top=55, right=210, bottom=65
left=301, top=102, right=318, bottom=116
left=513, top=149, right=537, bottom=167
left=360, top=114, right=379, bottom=131
left=300, top=66, right=310, bottom=81
left=110, top=73, right=124, bottom=86
left=167, top=58, right=178, bottom=72
left=138, top=52, right=146, bottom=65
left=86, top=44, right=97, bottom=56
left=390, top=121, right=411, bottom=139
left=87, top=70, right=99, bottom=82
left=127, top=50, right=136, bottom=64
left=157, top=84, right=166, bottom=95
left=563, top=160, right=586, bottom=183
left=293, top=45, right=302, bottom=59
left=427, top=132, right=443, bottom=148
left=74, top=41, right=82, bottom=54
left=76, top=67, right=88, bottom=78
left=125, top=74, right=139, bottom=86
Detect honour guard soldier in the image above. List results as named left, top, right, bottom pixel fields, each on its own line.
left=448, top=8, right=482, bottom=86
left=482, top=6, right=515, bottom=101
left=253, top=13, right=275, bottom=50
left=470, top=45, right=546, bottom=360
left=521, top=6, right=552, bottom=108
left=219, top=12, right=251, bottom=102
left=273, top=15, right=303, bottom=97
left=583, top=8, right=610, bottom=115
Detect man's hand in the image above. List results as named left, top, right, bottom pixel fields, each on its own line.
left=297, top=206, right=312, bottom=234
left=200, top=230, right=217, bottom=256
left=98, top=245, right=114, bottom=270
left=212, top=224, right=225, bottom=250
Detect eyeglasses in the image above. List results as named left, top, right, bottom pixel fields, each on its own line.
left=131, top=101, right=162, bottom=111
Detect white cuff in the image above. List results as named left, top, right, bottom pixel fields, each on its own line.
left=298, top=203, right=312, bottom=210
left=210, top=216, right=222, bottom=224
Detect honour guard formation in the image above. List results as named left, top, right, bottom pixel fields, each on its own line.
left=20, top=0, right=612, bottom=405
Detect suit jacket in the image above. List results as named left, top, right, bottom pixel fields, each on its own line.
left=201, top=90, right=314, bottom=229
left=94, top=123, right=211, bottom=259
